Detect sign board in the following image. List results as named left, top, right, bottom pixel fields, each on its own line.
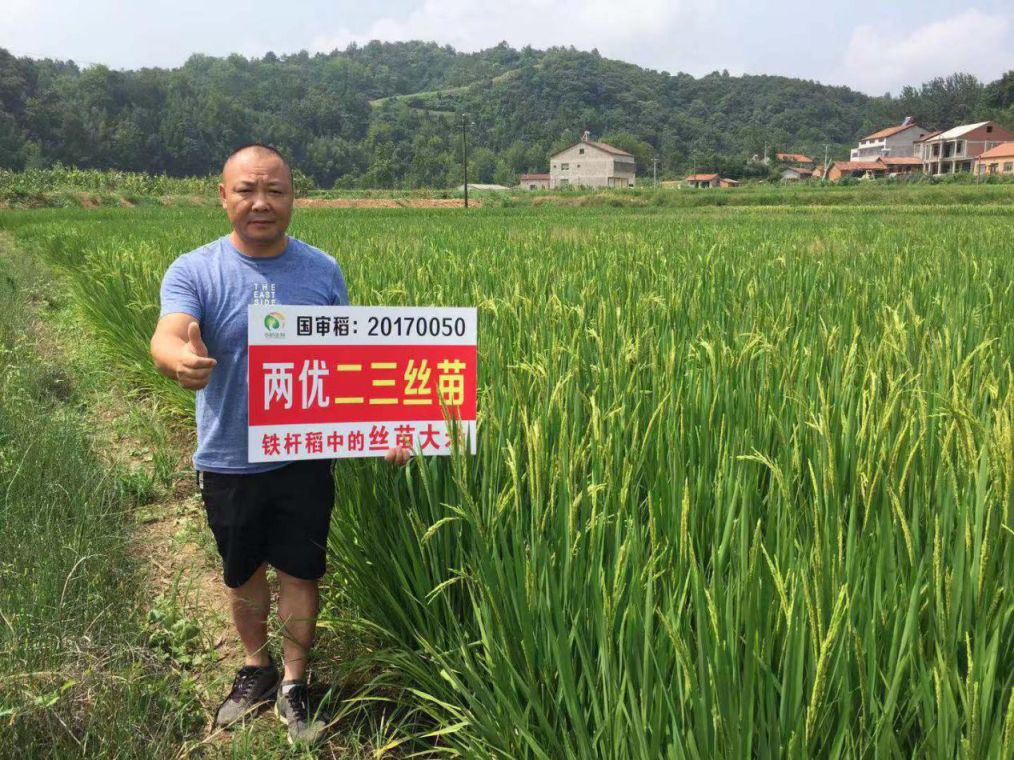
left=248, top=305, right=477, bottom=463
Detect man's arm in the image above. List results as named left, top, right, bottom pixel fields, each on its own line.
left=151, top=313, right=217, bottom=390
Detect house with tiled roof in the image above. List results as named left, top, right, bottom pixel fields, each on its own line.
left=519, top=173, right=551, bottom=190
left=877, top=156, right=924, bottom=175
left=825, top=161, right=887, bottom=181
left=685, top=173, right=720, bottom=188
left=775, top=152, right=815, bottom=167
left=850, top=118, right=930, bottom=160
left=684, top=174, right=739, bottom=188
left=974, top=143, right=1014, bottom=176
left=918, top=121, right=1014, bottom=174
left=781, top=167, right=815, bottom=181
left=549, top=132, right=636, bottom=188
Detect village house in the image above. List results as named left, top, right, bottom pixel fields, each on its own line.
left=776, top=152, right=815, bottom=167
left=918, top=121, right=1014, bottom=175
left=781, top=167, right=815, bottom=181
left=685, top=173, right=738, bottom=188
left=877, top=156, right=924, bottom=176
left=850, top=118, right=930, bottom=160
left=685, top=173, right=720, bottom=188
left=825, top=160, right=886, bottom=181
left=549, top=132, right=636, bottom=188
left=974, top=143, right=1014, bottom=176
left=519, top=173, right=551, bottom=190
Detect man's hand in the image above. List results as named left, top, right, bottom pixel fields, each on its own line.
left=385, top=447, right=412, bottom=467
left=176, top=321, right=217, bottom=390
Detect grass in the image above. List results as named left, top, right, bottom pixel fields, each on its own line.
left=0, top=241, right=205, bottom=757
left=1, top=188, right=1012, bottom=757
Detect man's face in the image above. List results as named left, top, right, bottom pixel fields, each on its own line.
left=219, top=150, right=293, bottom=247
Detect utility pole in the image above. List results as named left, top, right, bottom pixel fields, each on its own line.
left=823, top=144, right=829, bottom=181
left=461, top=113, right=469, bottom=209
left=652, top=157, right=659, bottom=187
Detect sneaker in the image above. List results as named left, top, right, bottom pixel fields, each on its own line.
left=213, top=661, right=280, bottom=728
left=275, top=682, right=328, bottom=745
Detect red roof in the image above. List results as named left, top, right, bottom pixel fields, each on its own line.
left=830, top=161, right=886, bottom=172
left=686, top=173, right=719, bottom=181
left=776, top=152, right=814, bottom=163
left=978, top=142, right=1014, bottom=160
left=877, top=156, right=923, bottom=166
left=862, top=123, right=923, bottom=141
left=913, top=130, right=942, bottom=143
left=520, top=173, right=550, bottom=180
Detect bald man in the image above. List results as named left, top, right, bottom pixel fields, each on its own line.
left=151, top=144, right=408, bottom=746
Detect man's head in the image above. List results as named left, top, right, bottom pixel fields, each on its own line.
left=219, top=144, right=294, bottom=250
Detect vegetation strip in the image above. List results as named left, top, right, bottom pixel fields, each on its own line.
left=0, top=238, right=206, bottom=756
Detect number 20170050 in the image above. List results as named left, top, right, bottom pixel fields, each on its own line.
left=367, top=316, right=467, bottom=338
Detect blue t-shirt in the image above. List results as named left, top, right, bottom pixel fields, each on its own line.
left=159, top=235, right=349, bottom=474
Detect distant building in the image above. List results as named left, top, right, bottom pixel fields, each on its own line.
left=685, top=174, right=739, bottom=188
left=776, top=152, right=815, bottom=167
left=918, top=121, right=1014, bottom=175
left=781, top=167, right=815, bottom=181
left=685, top=173, right=720, bottom=188
left=458, top=184, right=510, bottom=191
left=519, top=173, right=551, bottom=190
left=877, top=156, right=923, bottom=176
left=549, top=132, right=636, bottom=188
left=851, top=118, right=930, bottom=160
left=975, top=142, right=1014, bottom=176
left=825, top=161, right=886, bottom=181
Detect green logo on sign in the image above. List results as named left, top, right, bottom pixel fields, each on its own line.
left=264, top=312, right=284, bottom=331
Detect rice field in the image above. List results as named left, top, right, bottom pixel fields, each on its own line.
left=2, top=199, right=1013, bottom=758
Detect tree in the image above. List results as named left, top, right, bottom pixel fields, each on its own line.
left=469, top=147, right=496, bottom=184
left=0, top=42, right=1009, bottom=187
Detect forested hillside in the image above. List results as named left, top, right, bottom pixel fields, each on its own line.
left=0, top=41, right=1011, bottom=187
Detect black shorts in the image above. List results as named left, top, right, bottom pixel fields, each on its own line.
left=197, top=460, right=335, bottom=588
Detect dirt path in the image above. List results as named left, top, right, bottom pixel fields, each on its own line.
left=16, top=264, right=239, bottom=753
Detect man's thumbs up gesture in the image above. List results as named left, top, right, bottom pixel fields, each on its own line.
left=176, top=321, right=217, bottom=390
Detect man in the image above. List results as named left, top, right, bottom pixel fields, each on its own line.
left=151, top=144, right=409, bottom=746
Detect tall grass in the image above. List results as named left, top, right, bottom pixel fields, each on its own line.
left=0, top=248, right=202, bottom=756
left=4, top=198, right=1012, bottom=757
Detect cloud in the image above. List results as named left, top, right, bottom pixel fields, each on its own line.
left=312, top=0, right=717, bottom=66
left=842, top=10, right=1012, bottom=94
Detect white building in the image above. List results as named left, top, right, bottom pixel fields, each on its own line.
left=918, top=121, right=1014, bottom=175
left=549, top=133, right=636, bottom=188
left=850, top=119, right=930, bottom=160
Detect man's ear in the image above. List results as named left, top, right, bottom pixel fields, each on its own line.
left=218, top=182, right=227, bottom=209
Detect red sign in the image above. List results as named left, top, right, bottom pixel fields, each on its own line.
left=248, top=306, right=477, bottom=462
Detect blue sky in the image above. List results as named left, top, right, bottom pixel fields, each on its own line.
left=1, top=0, right=1010, bottom=95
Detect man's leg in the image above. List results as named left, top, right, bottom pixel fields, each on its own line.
left=200, top=467, right=280, bottom=728
left=228, top=561, right=271, bottom=667
left=275, top=570, right=320, bottom=681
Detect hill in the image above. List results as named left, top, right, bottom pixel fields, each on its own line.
left=0, top=41, right=1010, bottom=187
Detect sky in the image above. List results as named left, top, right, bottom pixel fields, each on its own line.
left=1, top=0, right=1011, bottom=95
